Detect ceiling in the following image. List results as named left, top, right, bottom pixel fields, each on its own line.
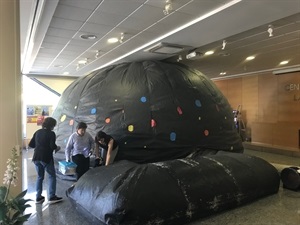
left=20, top=0, right=300, bottom=80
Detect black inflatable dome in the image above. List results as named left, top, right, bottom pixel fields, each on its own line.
left=53, top=60, right=243, bottom=162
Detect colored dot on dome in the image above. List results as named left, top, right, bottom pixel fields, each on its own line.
left=177, top=106, right=183, bottom=115
left=115, top=99, right=118, bottom=102
left=151, top=119, right=156, bottom=127
left=60, top=115, right=66, bottom=122
left=74, top=106, right=77, bottom=109
left=195, top=100, right=202, bottom=107
left=230, top=146, right=234, bottom=150
left=198, top=117, right=201, bottom=120
left=140, top=96, right=147, bottom=102
left=128, top=125, right=134, bottom=132
left=204, top=130, right=209, bottom=136
left=144, top=146, right=147, bottom=148
left=170, top=132, right=176, bottom=141
left=91, top=108, right=96, bottom=114
left=69, top=119, right=74, bottom=126
left=105, top=118, right=111, bottom=123
left=225, top=116, right=227, bottom=119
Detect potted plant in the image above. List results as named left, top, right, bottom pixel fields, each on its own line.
left=0, top=147, right=31, bottom=225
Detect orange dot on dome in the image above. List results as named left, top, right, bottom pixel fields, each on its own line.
left=105, top=118, right=111, bottom=123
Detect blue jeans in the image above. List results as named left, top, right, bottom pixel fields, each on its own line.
left=34, top=160, right=56, bottom=199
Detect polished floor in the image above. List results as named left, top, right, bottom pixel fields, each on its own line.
left=23, top=148, right=300, bottom=225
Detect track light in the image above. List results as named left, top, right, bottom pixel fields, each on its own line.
left=267, top=25, right=273, bottom=37
left=119, top=33, right=124, bottom=43
left=163, top=0, right=173, bottom=15
left=95, top=50, right=101, bottom=59
left=222, top=40, right=227, bottom=50
left=177, top=55, right=182, bottom=62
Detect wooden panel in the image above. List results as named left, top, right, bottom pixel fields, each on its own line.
left=214, top=80, right=228, bottom=96
left=213, top=72, right=300, bottom=151
left=252, top=122, right=273, bottom=145
left=226, top=78, right=242, bottom=110
left=273, top=123, right=300, bottom=148
left=277, top=72, right=300, bottom=122
left=258, top=73, right=278, bottom=123
left=241, top=76, right=258, bottom=127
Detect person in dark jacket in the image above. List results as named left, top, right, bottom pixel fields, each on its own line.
left=29, top=117, right=63, bottom=204
left=94, top=131, right=118, bottom=166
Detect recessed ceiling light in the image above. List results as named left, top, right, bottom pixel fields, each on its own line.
left=107, top=37, right=119, bottom=43
left=53, top=65, right=63, bottom=68
left=279, top=60, right=289, bottom=65
left=78, top=59, right=87, bottom=64
left=62, top=72, right=69, bottom=75
left=205, top=50, right=214, bottom=55
left=220, top=72, right=227, bottom=75
left=80, top=34, right=97, bottom=40
left=246, top=56, right=255, bottom=61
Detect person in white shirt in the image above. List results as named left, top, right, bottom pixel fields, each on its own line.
left=65, top=122, right=94, bottom=180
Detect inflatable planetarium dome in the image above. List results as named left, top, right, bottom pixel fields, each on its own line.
left=53, top=60, right=243, bottom=162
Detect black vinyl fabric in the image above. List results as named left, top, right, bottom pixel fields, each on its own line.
left=66, top=153, right=280, bottom=225
left=53, top=61, right=243, bottom=162
left=281, top=167, right=300, bottom=191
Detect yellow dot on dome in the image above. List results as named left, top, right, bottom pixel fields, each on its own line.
left=128, top=125, right=134, bottom=132
left=61, top=115, right=66, bottom=122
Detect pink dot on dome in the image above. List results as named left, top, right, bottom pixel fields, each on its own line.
left=177, top=106, right=183, bottom=115
left=204, top=130, right=209, bottom=136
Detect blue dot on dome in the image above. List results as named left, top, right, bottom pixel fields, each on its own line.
left=195, top=100, right=202, bottom=107
left=170, top=132, right=176, bottom=141
left=91, top=108, right=97, bottom=114
left=140, top=96, right=147, bottom=103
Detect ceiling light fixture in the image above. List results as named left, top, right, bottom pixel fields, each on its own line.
left=222, top=40, right=227, bottom=50
left=80, top=34, right=97, bottom=40
left=267, top=25, right=273, bottom=37
left=177, top=55, right=182, bottom=62
left=186, top=51, right=203, bottom=60
left=220, top=72, right=227, bottom=75
left=144, top=42, right=187, bottom=54
left=119, top=33, right=125, bottom=43
left=279, top=60, right=289, bottom=65
left=246, top=56, right=255, bottom=61
left=78, top=58, right=89, bottom=65
left=107, top=37, right=119, bottom=43
left=204, top=50, right=214, bottom=55
left=95, top=50, right=101, bottom=59
left=163, top=0, right=173, bottom=15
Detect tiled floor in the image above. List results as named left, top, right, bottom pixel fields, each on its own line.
left=23, top=148, right=300, bottom=225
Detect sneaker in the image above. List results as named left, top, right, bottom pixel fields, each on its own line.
left=49, top=196, right=63, bottom=204
left=36, top=196, right=45, bottom=204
